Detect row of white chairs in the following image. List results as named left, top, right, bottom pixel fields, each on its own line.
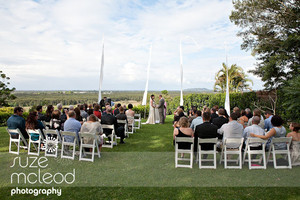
left=7, top=128, right=100, bottom=162
left=175, top=137, right=293, bottom=169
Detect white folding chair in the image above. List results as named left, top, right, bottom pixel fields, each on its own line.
left=43, top=129, right=61, bottom=157
left=198, top=138, right=218, bottom=169
left=61, top=131, right=79, bottom=160
left=27, top=129, right=45, bottom=156
left=79, top=132, right=101, bottom=162
left=101, top=124, right=116, bottom=148
left=220, top=138, right=244, bottom=169
left=267, top=137, right=292, bottom=169
left=175, top=137, right=194, bottom=168
left=42, top=121, right=50, bottom=130
left=127, top=116, right=135, bottom=134
left=117, top=120, right=128, bottom=139
left=243, top=138, right=267, bottom=169
left=7, top=128, right=28, bottom=155
left=134, top=114, right=141, bottom=130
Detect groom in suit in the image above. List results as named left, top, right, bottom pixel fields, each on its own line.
left=157, top=95, right=165, bottom=124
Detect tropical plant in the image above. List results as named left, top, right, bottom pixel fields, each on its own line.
left=214, top=63, right=253, bottom=92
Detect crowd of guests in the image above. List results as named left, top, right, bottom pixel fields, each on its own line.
left=7, top=101, right=136, bottom=153
left=173, top=105, right=300, bottom=164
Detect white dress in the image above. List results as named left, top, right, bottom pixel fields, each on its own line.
left=291, top=141, right=300, bottom=166
left=146, top=98, right=160, bottom=124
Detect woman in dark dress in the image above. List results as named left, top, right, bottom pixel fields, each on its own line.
left=173, top=117, right=194, bottom=150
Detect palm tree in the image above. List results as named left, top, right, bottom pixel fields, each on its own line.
left=214, top=63, right=253, bottom=92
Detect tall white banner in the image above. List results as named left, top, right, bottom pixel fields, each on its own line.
left=224, top=44, right=230, bottom=115
left=98, top=39, right=104, bottom=103
left=142, top=44, right=152, bottom=106
left=179, top=40, right=184, bottom=106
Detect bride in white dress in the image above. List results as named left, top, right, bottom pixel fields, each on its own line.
left=146, top=95, right=160, bottom=124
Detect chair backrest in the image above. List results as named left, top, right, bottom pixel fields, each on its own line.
left=271, top=137, right=292, bottom=148
left=101, top=124, right=114, bottom=130
left=127, top=116, right=134, bottom=124
left=247, top=137, right=266, bottom=144
left=61, top=131, right=77, bottom=137
left=198, top=137, right=218, bottom=144
left=27, top=129, right=45, bottom=140
left=224, top=138, right=244, bottom=149
left=79, top=132, right=97, bottom=139
left=175, top=137, right=194, bottom=143
left=117, top=120, right=126, bottom=124
left=7, top=128, right=21, bottom=135
left=134, top=114, right=141, bottom=119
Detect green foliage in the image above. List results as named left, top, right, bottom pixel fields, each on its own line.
left=0, top=70, right=16, bottom=107
left=230, top=0, right=300, bottom=89
left=168, top=92, right=257, bottom=113
left=214, top=63, right=253, bottom=92
left=132, top=104, right=150, bottom=118
left=0, top=107, right=29, bottom=126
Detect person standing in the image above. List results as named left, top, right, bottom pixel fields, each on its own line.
left=157, top=95, right=165, bottom=124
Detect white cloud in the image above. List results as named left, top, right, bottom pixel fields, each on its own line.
left=0, top=0, right=264, bottom=91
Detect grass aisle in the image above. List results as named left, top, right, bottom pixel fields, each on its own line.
left=0, top=116, right=300, bottom=199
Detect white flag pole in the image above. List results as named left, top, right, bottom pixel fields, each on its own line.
left=98, top=38, right=104, bottom=103
left=142, top=44, right=152, bottom=106
left=142, top=44, right=152, bottom=118
left=224, top=42, right=230, bottom=115
left=179, top=39, right=184, bottom=106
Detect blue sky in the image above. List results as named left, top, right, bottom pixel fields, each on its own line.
left=0, top=0, right=264, bottom=91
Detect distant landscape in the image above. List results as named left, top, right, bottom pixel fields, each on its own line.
left=10, top=88, right=214, bottom=107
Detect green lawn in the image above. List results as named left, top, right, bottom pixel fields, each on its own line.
left=0, top=116, right=299, bottom=199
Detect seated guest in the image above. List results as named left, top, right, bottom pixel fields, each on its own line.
left=188, top=107, right=197, bottom=123
left=250, top=115, right=286, bottom=150
left=190, top=110, right=203, bottom=131
left=74, top=107, right=83, bottom=124
left=210, top=107, right=219, bottom=122
left=50, top=110, right=62, bottom=131
left=287, top=122, right=300, bottom=141
left=233, top=107, right=241, bottom=118
left=173, top=117, right=194, bottom=156
left=80, top=105, right=88, bottom=120
left=69, top=105, right=74, bottom=111
left=264, top=110, right=274, bottom=131
left=239, top=110, right=249, bottom=128
left=115, top=106, right=127, bottom=144
left=194, top=112, right=218, bottom=152
left=80, top=114, right=103, bottom=151
left=125, top=104, right=135, bottom=130
left=248, top=108, right=265, bottom=129
left=218, top=113, right=243, bottom=148
left=101, top=106, right=118, bottom=141
left=113, top=103, right=121, bottom=116
left=25, top=111, right=45, bottom=140
left=125, top=104, right=135, bottom=117
left=287, top=122, right=300, bottom=165
left=7, top=106, right=28, bottom=139
left=173, top=108, right=185, bottom=127
left=93, top=104, right=102, bottom=120
left=243, top=116, right=265, bottom=149
left=44, top=105, right=54, bottom=122
left=57, top=103, right=67, bottom=123
left=87, top=104, right=94, bottom=116
left=245, top=108, right=253, bottom=119
left=36, top=105, right=45, bottom=121
left=64, top=111, right=81, bottom=143
left=102, top=103, right=111, bottom=115
left=212, top=108, right=229, bottom=129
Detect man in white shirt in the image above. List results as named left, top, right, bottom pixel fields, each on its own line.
left=190, top=110, right=203, bottom=131
left=218, top=113, right=243, bottom=148
left=243, top=116, right=265, bottom=149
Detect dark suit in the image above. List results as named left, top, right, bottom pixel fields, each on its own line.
left=212, top=116, right=229, bottom=129
left=210, top=113, right=219, bottom=122
left=101, top=113, right=117, bottom=135
left=194, top=122, right=219, bottom=152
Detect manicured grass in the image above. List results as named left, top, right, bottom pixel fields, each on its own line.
left=0, top=116, right=299, bottom=199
